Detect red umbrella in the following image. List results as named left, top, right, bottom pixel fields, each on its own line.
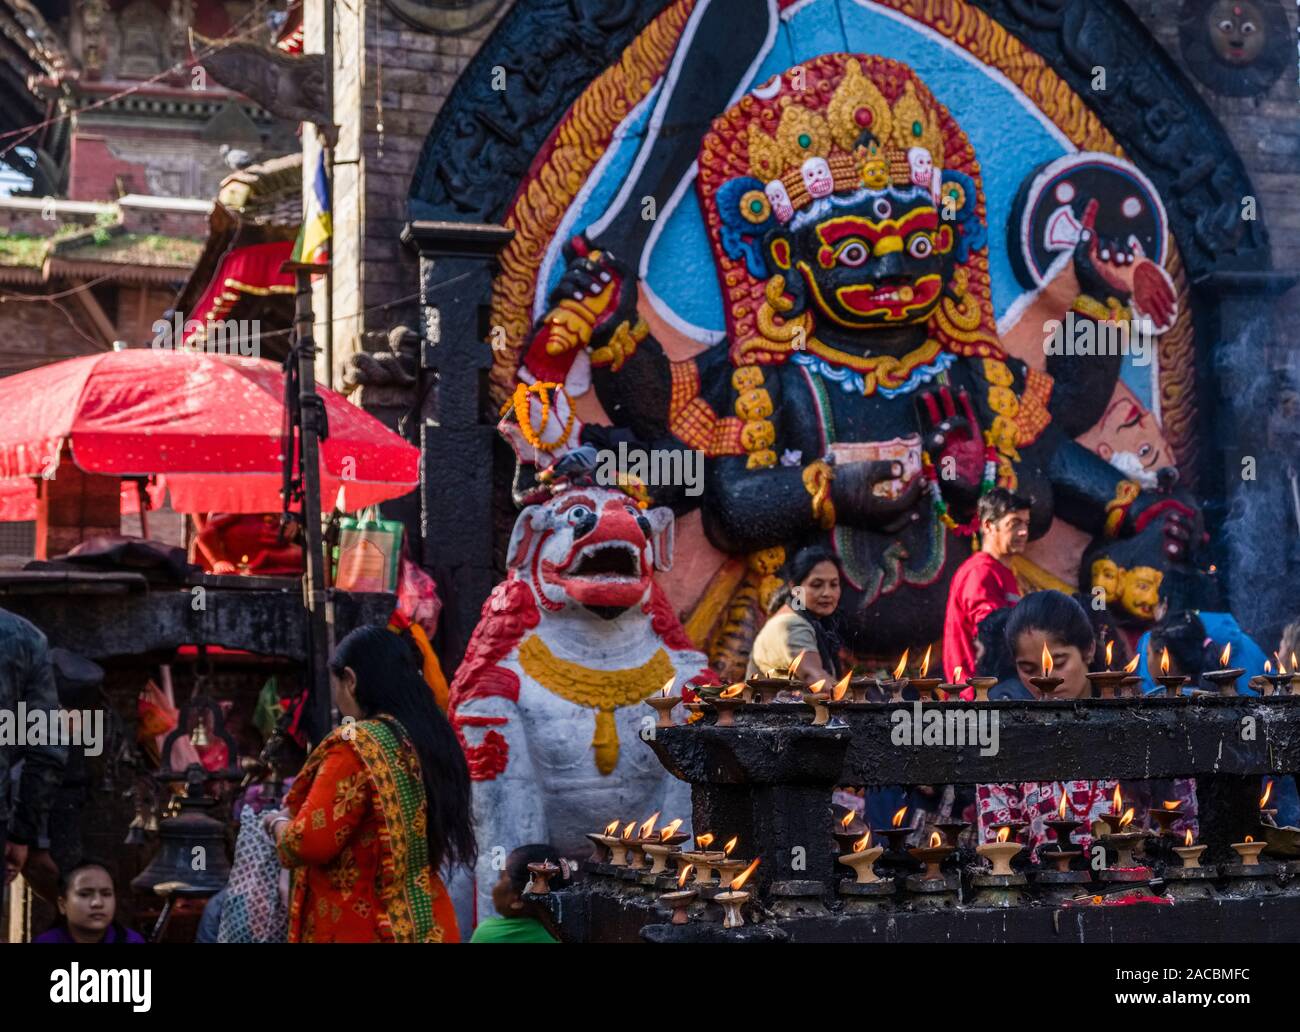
left=0, top=350, right=418, bottom=519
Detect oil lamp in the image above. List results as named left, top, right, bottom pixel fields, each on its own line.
left=526, top=860, right=561, bottom=894
left=1173, top=828, right=1206, bottom=869
left=713, top=836, right=749, bottom=885
left=832, top=809, right=866, bottom=856
left=1165, top=828, right=1216, bottom=900
left=966, top=676, right=996, bottom=702
left=1100, top=807, right=1146, bottom=869
left=1154, top=647, right=1189, bottom=698
left=932, top=819, right=969, bottom=847
left=609, top=821, right=636, bottom=866
left=1028, top=642, right=1063, bottom=697
left=645, top=678, right=680, bottom=728
left=937, top=664, right=966, bottom=702
left=1085, top=641, right=1127, bottom=699
left=1262, top=659, right=1292, bottom=697
left=588, top=819, right=621, bottom=863
left=907, top=830, right=956, bottom=882
left=714, top=858, right=760, bottom=928
left=625, top=812, right=660, bottom=870
left=659, top=864, right=698, bottom=924
left=874, top=806, right=916, bottom=855
left=975, top=825, right=1023, bottom=876
left=1202, top=642, right=1246, bottom=697
left=1096, top=785, right=1130, bottom=835
left=680, top=832, right=724, bottom=885
left=1115, top=654, right=1140, bottom=697
left=838, top=829, right=885, bottom=884
left=801, top=678, right=831, bottom=726
left=1041, top=791, right=1083, bottom=870
left=909, top=645, right=941, bottom=702
left=1036, top=795, right=1092, bottom=901
left=642, top=819, right=688, bottom=874
left=1230, top=834, right=1267, bottom=866
left=1148, top=800, right=1183, bottom=837
left=712, top=683, right=745, bottom=727
left=879, top=649, right=910, bottom=703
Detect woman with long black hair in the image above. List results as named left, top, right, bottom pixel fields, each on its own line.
left=266, top=625, right=475, bottom=942
left=746, top=545, right=846, bottom=686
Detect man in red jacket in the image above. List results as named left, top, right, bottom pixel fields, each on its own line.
left=943, top=488, right=1031, bottom=682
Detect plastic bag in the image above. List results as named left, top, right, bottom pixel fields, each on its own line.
left=334, top=506, right=403, bottom=593
left=217, top=805, right=289, bottom=943
left=396, top=556, right=441, bottom=639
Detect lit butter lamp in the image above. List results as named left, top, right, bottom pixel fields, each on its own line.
left=714, top=858, right=761, bottom=929
left=1041, top=793, right=1083, bottom=872
left=1119, top=653, right=1142, bottom=698
left=1094, top=785, right=1130, bottom=836
left=937, top=664, right=967, bottom=703
left=874, top=805, right=916, bottom=855
left=713, top=836, right=750, bottom=887
left=1154, top=647, right=1189, bottom=698
left=908, top=830, right=956, bottom=882
left=975, top=826, right=1023, bottom=876
left=909, top=645, right=941, bottom=702
left=1085, top=641, right=1128, bottom=699
left=1261, top=657, right=1294, bottom=697
left=832, top=809, right=868, bottom=857
left=659, top=864, right=698, bottom=925
left=610, top=821, right=637, bottom=867
left=879, top=649, right=911, bottom=703
left=1202, top=642, right=1246, bottom=697
left=642, top=819, right=688, bottom=875
left=680, top=833, right=725, bottom=886
left=1259, top=780, right=1278, bottom=827
left=712, top=683, right=746, bottom=727
left=1028, top=642, right=1064, bottom=697
left=1174, top=828, right=1207, bottom=869
left=1230, top=835, right=1267, bottom=867
left=746, top=650, right=809, bottom=704
left=627, top=813, right=661, bottom=870
left=588, top=819, right=621, bottom=864
left=1148, top=800, right=1184, bottom=838
left=1102, top=808, right=1145, bottom=869
left=802, top=678, right=832, bottom=726
left=645, top=678, right=681, bottom=729
left=1165, top=827, right=1216, bottom=899
left=839, top=829, right=885, bottom=884
left=827, top=672, right=854, bottom=717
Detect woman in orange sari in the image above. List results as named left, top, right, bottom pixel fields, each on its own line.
left=266, top=626, right=475, bottom=942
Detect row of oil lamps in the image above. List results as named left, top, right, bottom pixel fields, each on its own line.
left=539, top=780, right=1299, bottom=929
left=646, top=643, right=1299, bottom=730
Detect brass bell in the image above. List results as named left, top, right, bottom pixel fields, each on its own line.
left=131, top=766, right=231, bottom=895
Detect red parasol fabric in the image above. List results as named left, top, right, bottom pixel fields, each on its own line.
left=0, top=349, right=419, bottom=519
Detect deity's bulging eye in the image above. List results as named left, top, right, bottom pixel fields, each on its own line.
left=740, top=189, right=772, bottom=225
left=872, top=197, right=892, bottom=219
left=837, top=242, right=870, bottom=268
left=566, top=505, right=593, bottom=525
left=908, top=234, right=933, bottom=259
left=1241, top=21, right=1256, bottom=33
left=1217, top=19, right=1233, bottom=32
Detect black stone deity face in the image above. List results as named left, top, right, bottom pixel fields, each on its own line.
left=1206, top=0, right=1266, bottom=65
left=1179, top=0, right=1288, bottom=96
left=765, top=187, right=956, bottom=338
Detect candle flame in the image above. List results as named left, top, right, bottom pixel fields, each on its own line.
left=809, top=678, right=826, bottom=695
left=604, top=820, right=619, bottom=836
left=920, top=644, right=932, bottom=678
left=893, top=648, right=909, bottom=680
left=1113, top=785, right=1123, bottom=814
left=1220, top=642, right=1231, bottom=668
left=929, top=831, right=942, bottom=848
left=891, top=806, right=908, bottom=828
left=1105, top=640, right=1114, bottom=668
left=622, top=822, right=635, bottom=840
left=639, top=812, right=660, bottom=839
left=696, top=833, right=714, bottom=850
left=840, top=811, right=854, bottom=830
left=661, top=677, right=675, bottom=697
left=1041, top=642, right=1053, bottom=677
left=789, top=650, right=808, bottom=677
left=730, top=857, right=760, bottom=891
left=1162, top=801, right=1180, bottom=811
left=1185, top=829, right=1194, bottom=847
left=677, top=864, right=693, bottom=888
left=719, top=683, right=744, bottom=699
left=1119, top=807, right=1135, bottom=829
left=1245, top=835, right=1254, bottom=844
left=1265, top=660, right=1273, bottom=674
left=953, top=665, right=963, bottom=683
left=1292, top=652, right=1298, bottom=674
left=1123, top=654, right=1139, bottom=674
left=832, top=672, right=851, bottom=702
left=1261, top=780, right=1273, bottom=809
left=996, top=826, right=1010, bottom=843
left=852, top=831, right=872, bottom=853
left=1057, top=793, right=1068, bottom=819
left=661, top=818, right=684, bottom=841
left=723, top=836, right=738, bottom=856
left=1160, top=647, right=1170, bottom=675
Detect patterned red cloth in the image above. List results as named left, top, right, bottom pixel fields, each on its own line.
left=976, top=779, right=1117, bottom=859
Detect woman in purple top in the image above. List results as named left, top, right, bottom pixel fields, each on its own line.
left=32, top=860, right=145, bottom=944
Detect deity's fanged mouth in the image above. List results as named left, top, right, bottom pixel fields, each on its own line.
left=567, top=542, right=641, bottom=580
left=837, top=275, right=940, bottom=317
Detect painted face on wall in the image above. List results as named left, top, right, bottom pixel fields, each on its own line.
left=1091, top=557, right=1122, bottom=603
left=767, top=190, right=954, bottom=329
left=800, top=157, right=835, bottom=200
left=1118, top=565, right=1164, bottom=621
left=1207, top=0, right=1265, bottom=65
left=1094, top=395, right=1170, bottom=486
left=907, top=147, right=934, bottom=192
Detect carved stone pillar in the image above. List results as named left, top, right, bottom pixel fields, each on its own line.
left=402, top=220, right=514, bottom=671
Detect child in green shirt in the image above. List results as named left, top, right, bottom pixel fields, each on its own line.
left=470, top=844, right=565, bottom=943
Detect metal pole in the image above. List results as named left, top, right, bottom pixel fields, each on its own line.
left=286, top=262, right=334, bottom=745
